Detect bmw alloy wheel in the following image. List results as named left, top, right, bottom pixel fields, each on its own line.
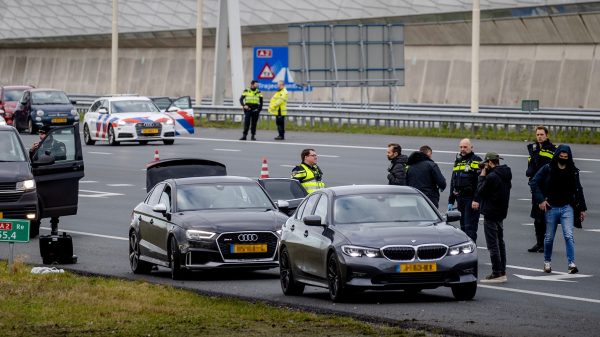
left=279, top=247, right=305, bottom=295
left=327, top=253, right=347, bottom=302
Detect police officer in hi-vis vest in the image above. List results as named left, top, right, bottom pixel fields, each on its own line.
left=291, top=148, right=325, bottom=193
left=268, top=80, right=288, bottom=140
left=239, top=80, right=263, bottom=141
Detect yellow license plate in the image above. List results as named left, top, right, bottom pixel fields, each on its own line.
left=231, top=244, right=267, bottom=253
left=141, top=128, right=159, bottom=134
left=0, top=212, right=3, bottom=218
left=52, top=118, right=67, bottom=123
left=398, top=263, right=437, bottom=273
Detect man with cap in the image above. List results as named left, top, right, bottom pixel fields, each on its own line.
left=472, top=152, right=512, bottom=283
left=239, top=80, right=263, bottom=141
left=29, top=125, right=67, bottom=161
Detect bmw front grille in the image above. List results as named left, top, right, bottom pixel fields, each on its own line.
left=382, top=244, right=448, bottom=261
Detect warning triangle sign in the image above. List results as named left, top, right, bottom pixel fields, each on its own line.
left=258, top=63, right=275, bottom=80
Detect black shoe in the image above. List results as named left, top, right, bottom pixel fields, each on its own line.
left=274, top=136, right=284, bottom=140
left=251, top=135, right=256, bottom=141
left=239, top=136, right=247, bottom=140
left=537, top=246, right=544, bottom=253
left=528, top=244, right=541, bottom=253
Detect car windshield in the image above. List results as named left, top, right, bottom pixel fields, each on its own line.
left=2, top=89, right=26, bottom=102
left=260, top=179, right=307, bottom=200
left=111, top=100, right=160, bottom=113
left=31, top=91, right=70, bottom=105
left=176, top=183, right=275, bottom=211
left=334, top=193, right=440, bottom=225
left=0, top=131, right=26, bottom=162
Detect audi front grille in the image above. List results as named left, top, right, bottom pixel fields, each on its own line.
left=216, top=231, right=278, bottom=262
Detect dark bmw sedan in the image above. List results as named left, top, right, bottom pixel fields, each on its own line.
left=129, top=175, right=288, bottom=280
left=279, top=185, right=477, bottom=302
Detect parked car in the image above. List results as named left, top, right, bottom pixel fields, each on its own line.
left=0, top=85, right=34, bottom=126
left=279, top=185, right=477, bottom=302
left=12, top=88, right=78, bottom=134
left=83, top=96, right=176, bottom=146
left=0, top=124, right=84, bottom=238
left=129, top=159, right=289, bottom=280
left=150, top=96, right=195, bottom=135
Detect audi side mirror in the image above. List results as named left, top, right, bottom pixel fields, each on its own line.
left=167, top=106, right=179, bottom=112
left=98, top=107, right=108, bottom=114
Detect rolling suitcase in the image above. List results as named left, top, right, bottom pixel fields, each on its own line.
left=39, top=232, right=77, bottom=264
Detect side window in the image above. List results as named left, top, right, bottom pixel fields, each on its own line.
left=294, top=199, right=308, bottom=220
left=299, top=194, right=320, bottom=220
left=158, top=186, right=172, bottom=213
left=20, top=91, right=29, bottom=104
left=146, top=183, right=164, bottom=206
left=173, top=96, right=192, bottom=109
left=313, top=195, right=328, bottom=220
left=101, top=100, right=109, bottom=111
left=89, top=101, right=102, bottom=113
left=31, top=126, right=76, bottom=162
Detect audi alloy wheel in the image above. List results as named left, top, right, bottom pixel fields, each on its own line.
left=129, top=231, right=152, bottom=274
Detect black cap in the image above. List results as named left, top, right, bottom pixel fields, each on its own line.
left=250, top=80, right=258, bottom=84
left=38, top=125, right=52, bottom=134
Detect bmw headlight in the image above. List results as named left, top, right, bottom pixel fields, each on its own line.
left=186, top=230, right=216, bottom=240
left=16, top=179, right=36, bottom=191
left=70, top=109, right=78, bottom=116
left=36, top=110, right=45, bottom=117
left=342, top=245, right=380, bottom=258
left=447, top=242, right=476, bottom=256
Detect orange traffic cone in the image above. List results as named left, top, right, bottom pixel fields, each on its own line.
left=260, top=157, right=269, bottom=178
left=154, top=149, right=160, bottom=161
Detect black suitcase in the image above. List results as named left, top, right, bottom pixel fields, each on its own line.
left=39, top=232, right=77, bottom=264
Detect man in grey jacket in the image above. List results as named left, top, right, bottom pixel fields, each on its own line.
left=387, top=143, right=408, bottom=185
left=406, top=145, right=447, bottom=208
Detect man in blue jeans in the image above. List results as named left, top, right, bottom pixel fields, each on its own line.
left=530, top=145, right=587, bottom=274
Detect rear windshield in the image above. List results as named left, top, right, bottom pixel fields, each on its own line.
left=111, top=100, right=160, bottom=113
left=176, top=183, right=274, bottom=211
left=31, top=91, right=70, bottom=105
left=2, top=89, right=26, bottom=102
left=0, top=131, right=26, bottom=162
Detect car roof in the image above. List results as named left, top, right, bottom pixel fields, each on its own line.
left=1, top=85, right=33, bottom=90
left=97, top=96, right=151, bottom=102
left=325, top=185, right=420, bottom=196
left=173, top=175, right=257, bottom=186
left=29, top=88, right=65, bottom=92
left=0, top=125, right=17, bottom=132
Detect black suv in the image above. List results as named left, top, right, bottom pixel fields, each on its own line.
left=0, top=124, right=84, bottom=237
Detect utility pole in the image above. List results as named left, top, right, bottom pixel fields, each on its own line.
left=471, top=0, right=480, bottom=113
left=196, top=0, right=204, bottom=105
left=111, top=0, right=118, bottom=94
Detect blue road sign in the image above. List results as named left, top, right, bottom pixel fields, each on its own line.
left=253, top=46, right=308, bottom=92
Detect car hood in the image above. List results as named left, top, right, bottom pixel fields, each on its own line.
left=175, top=209, right=288, bottom=233
left=335, top=222, right=470, bottom=248
left=0, top=161, right=32, bottom=182
left=112, top=112, right=172, bottom=124
left=33, top=104, right=74, bottom=115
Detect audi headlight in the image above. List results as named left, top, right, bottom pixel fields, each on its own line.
left=276, top=229, right=282, bottom=236
left=16, top=179, right=36, bottom=191
left=342, top=245, right=380, bottom=258
left=447, top=242, right=476, bottom=256
left=70, top=109, right=78, bottom=116
left=117, top=120, right=128, bottom=126
left=164, top=118, right=174, bottom=125
left=36, top=110, right=45, bottom=117
left=186, top=230, right=216, bottom=240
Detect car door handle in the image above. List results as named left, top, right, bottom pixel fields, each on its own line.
left=137, top=215, right=142, bottom=222
left=304, top=230, right=308, bottom=238
left=290, top=225, right=295, bottom=231
left=149, top=219, right=154, bottom=225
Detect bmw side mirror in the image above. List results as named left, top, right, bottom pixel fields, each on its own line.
left=303, top=215, right=324, bottom=226
left=444, top=210, right=461, bottom=223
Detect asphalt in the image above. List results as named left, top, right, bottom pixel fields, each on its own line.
left=4, top=127, right=600, bottom=337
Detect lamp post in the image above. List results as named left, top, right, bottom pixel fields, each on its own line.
left=471, top=0, right=480, bottom=113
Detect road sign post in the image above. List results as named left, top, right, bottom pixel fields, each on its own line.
left=0, top=219, right=30, bottom=273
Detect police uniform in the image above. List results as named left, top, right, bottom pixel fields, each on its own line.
left=291, top=163, right=325, bottom=194
left=526, top=139, right=557, bottom=251
left=239, top=87, right=263, bottom=140
left=268, top=87, right=288, bottom=140
left=449, top=151, right=482, bottom=242
left=30, top=136, right=67, bottom=161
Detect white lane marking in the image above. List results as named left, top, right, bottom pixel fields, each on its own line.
left=318, top=154, right=339, bottom=158
left=585, top=229, right=600, bottom=232
left=107, top=184, right=135, bottom=187
left=280, top=165, right=295, bottom=168
left=479, top=284, right=600, bottom=304
left=79, top=189, right=124, bottom=198
left=87, top=151, right=112, bottom=155
left=213, top=148, right=241, bottom=152
left=522, top=223, right=533, bottom=226
left=487, top=263, right=572, bottom=276
left=177, top=137, right=600, bottom=162
left=580, top=171, right=593, bottom=173
left=80, top=180, right=98, bottom=183
left=513, top=274, right=591, bottom=282
left=518, top=198, right=531, bottom=201
left=438, top=162, right=454, bottom=165
left=40, top=227, right=128, bottom=241
left=477, top=246, right=488, bottom=250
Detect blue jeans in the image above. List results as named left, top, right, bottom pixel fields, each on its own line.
left=544, top=204, right=575, bottom=265
left=457, top=196, right=479, bottom=243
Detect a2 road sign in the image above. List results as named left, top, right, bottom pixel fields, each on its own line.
left=0, top=219, right=30, bottom=243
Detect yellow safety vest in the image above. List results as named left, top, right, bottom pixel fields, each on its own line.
left=268, top=88, right=288, bottom=116
left=241, top=88, right=262, bottom=105
left=292, top=164, right=325, bottom=193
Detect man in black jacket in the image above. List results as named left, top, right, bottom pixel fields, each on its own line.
left=406, top=145, right=446, bottom=208
left=387, top=143, right=407, bottom=185
left=239, top=80, right=263, bottom=141
left=525, top=126, right=557, bottom=253
left=473, top=152, right=512, bottom=283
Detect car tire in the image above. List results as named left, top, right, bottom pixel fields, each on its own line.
left=451, top=282, right=477, bottom=301
left=170, top=236, right=188, bottom=280
left=29, top=220, right=40, bottom=239
left=107, top=126, right=119, bottom=146
left=27, top=118, right=36, bottom=135
left=279, top=247, right=305, bottom=296
left=129, top=230, right=153, bottom=274
left=327, top=253, right=348, bottom=302
left=163, top=139, right=174, bottom=145
left=83, top=124, right=95, bottom=145
left=138, top=141, right=148, bottom=145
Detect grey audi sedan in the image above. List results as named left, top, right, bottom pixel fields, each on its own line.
left=279, top=185, right=477, bottom=302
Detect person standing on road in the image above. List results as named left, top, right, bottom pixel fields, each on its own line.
left=448, top=138, right=482, bottom=242
left=386, top=143, right=408, bottom=186
left=472, top=152, right=512, bottom=283
left=530, top=145, right=587, bottom=274
left=268, top=81, right=288, bottom=140
left=239, top=80, right=263, bottom=141
left=406, top=145, right=446, bottom=208
left=525, top=125, right=557, bottom=253
left=291, top=148, right=325, bottom=193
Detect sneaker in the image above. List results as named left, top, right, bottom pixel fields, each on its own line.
left=527, top=244, right=541, bottom=252
left=239, top=136, right=247, bottom=141
left=568, top=263, right=579, bottom=274
left=543, top=261, right=552, bottom=273
left=480, top=273, right=507, bottom=283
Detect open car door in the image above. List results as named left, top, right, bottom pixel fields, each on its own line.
left=257, top=178, right=308, bottom=215
left=146, top=158, right=226, bottom=192
left=151, top=96, right=195, bottom=135
left=31, top=124, right=84, bottom=218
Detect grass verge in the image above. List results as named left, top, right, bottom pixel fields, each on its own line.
left=0, top=260, right=434, bottom=337
left=198, top=117, right=600, bottom=145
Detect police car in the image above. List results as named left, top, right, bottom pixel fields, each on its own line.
left=83, top=96, right=178, bottom=146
